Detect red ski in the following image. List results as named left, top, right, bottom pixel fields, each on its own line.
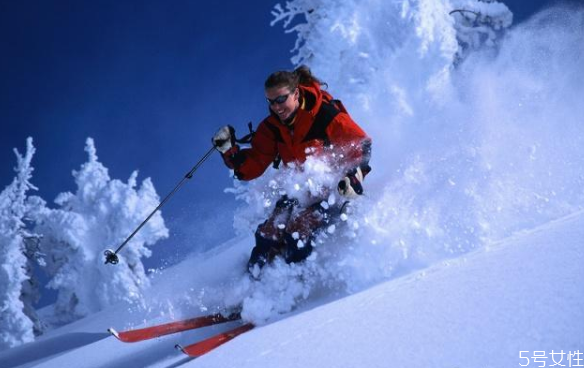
left=175, top=323, right=254, bottom=357
left=108, top=311, right=241, bottom=343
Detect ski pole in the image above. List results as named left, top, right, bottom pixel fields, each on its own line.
left=104, top=145, right=217, bottom=265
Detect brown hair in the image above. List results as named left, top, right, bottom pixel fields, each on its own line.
left=264, top=65, right=327, bottom=91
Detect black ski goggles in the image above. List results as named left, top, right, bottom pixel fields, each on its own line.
left=266, top=93, right=291, bottom=105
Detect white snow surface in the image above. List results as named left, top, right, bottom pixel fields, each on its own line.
left=1, top=210, right=583, bottom=368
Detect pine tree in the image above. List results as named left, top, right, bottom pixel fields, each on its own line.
left=0, top=138, right=44, bottom=350
left=450, top=0, right=513, bottom=64
left=35, top=138, right=169, bottom=323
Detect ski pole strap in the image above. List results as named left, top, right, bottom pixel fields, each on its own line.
left=234, top=122, right=255, bottom=144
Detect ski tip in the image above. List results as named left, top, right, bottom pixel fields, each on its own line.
left=108, top=327, right=121, bottom=340
left=175, top=344, right=187, bottom=355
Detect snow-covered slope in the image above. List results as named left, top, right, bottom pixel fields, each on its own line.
left=207, top=212, right=584, bottom=368
left=2, top=210, right=582, bottom=368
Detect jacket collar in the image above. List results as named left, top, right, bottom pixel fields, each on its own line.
left=268, top=81, right=324, bottom=125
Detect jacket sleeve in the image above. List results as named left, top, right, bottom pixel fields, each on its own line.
left=325, top=112, right=372, bottom=177
left=221, top=121, right=278, bottom=181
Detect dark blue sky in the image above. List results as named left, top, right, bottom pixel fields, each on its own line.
left=0, top=0, right=572, bottom=268
left=1, top=0, right=294, bottom=192
left=1, top=0, right=298, bottom=266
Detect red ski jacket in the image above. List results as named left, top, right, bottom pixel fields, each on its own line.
left=221, top=81, right=371, bottom=181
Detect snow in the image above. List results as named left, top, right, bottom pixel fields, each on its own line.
left=0, top=138, right=38, bottom=349
left=1, top=210, right=582, bottom=368
left=32, top=138, right=169, bottom=323
left=1, top=137, right=169, bottom=345
left=2, top=0, right=584, bottom=366
left=202, top=212, right=584, bottom=368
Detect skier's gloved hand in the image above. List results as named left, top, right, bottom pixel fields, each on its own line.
left=337, top=167, right=364, bottom=199
left=275, top=195, right=299, bottom=210
left=212, top=125, right=236, bottom=154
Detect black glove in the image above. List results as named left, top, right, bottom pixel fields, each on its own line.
left=338, top=167, right=364, bottom=198
left=212, top=125, right=235, bottom=153
left=275, top=195, right=299, bottom=210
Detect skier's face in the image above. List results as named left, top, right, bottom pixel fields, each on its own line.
left=266, top=86, right=299, bottom=122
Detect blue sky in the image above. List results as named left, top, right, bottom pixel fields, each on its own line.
left=0, top=0, right=572, bottom=269
left=1, top=0, right=297, bottom=265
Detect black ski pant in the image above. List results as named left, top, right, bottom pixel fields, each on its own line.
left=247, top=195, right=333, bottom=272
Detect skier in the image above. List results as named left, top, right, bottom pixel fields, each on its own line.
left=212, top=65, right=371, bottom=275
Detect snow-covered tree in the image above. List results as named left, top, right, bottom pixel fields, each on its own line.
left=0, top=138, right=45, bottom=350
left=271, top=0, right=512, bottom=101
left=35, top=138, right=169, bottom=322
left=449, top=0, right=513, bottom=64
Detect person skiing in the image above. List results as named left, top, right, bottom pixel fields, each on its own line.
left=212, top=65, right=371, bottom=275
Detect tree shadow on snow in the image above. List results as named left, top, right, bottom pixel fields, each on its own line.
left=0, top=332, right=109, bottom=368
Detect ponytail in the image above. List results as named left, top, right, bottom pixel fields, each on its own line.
left=264, top=65, right=327, bottom=91
left=293, top=65, right=327, bottom=88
